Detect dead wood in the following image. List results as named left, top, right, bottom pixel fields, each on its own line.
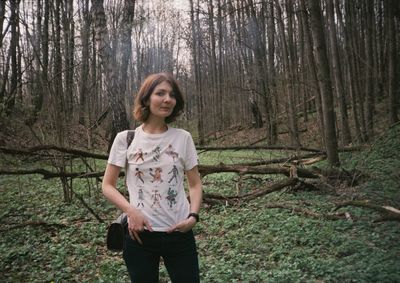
left=197, top=145, right=324, bottom=152
left=263, top=203, right=347, bottom=220
left=203, top=178, right=298, bottom=205
left=0, top=163, right=348, bottom=182
left=0, top=221, right=67, bottom=232
left=199, top=164, right=320, bottom=178
left=334, top=200, right=400, bottom=222
left=89, top=106, right=110, bottom=130
left=203, top=177, right=346, bottom=220
left=196, top=145, right=365, bottom=153
left=0, top=146, right=108, bottom=159
left=70, top=186, right=105, bottom=223
left=225, top=153, right=325, bottom=167
left=0, top=168, right=110, bottom=179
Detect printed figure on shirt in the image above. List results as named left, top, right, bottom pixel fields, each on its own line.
left=137, top=188, right=144, bottom=208
left=149, top=167, right=163, bottom=185
left=152, top=146, right=161, bottom=162
left=135, top=167, right=145, bottom=184
left=133, top=148, right=145, bottom=163
left=166, top=187, right=178, bottom=209
left=151, top=189, right=162, bottom=208
left=166, top=144, right=179, bottom=162
left=168, top=165, right=179, bottom=185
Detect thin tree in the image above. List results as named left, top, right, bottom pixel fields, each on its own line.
left=386, top=0, right=399, bottom=125
left=326, top=0, right=351, bottom=145
left=91, top=0, right=133, bottom=149
left=307, top=0, right=340, bottom=166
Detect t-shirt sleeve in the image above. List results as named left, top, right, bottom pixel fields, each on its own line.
left=108, top=131, right=128, bottom=167
left=184, top=132, right=199, bottom=171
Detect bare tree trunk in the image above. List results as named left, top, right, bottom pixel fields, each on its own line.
left=364, top=0, right=375, bottom=138
left=62, top=0, right=75, bottom=119
left=79, top=0, right=90, bottom=126
left=386, top=0, right=399, bottom=124
left=91, top=0, right=131, bottom=149
left=119, top=0, right=135, bottom=127
left=216, top=0, right=224, bottom=129
left=308, top=0, right=340, bottom=166
left=300, top=0, right=324, bottom=146
left=343, top=0, right=362, bottom=142
left=189, top=0, right=205, bottom=145
left=0, top=0, right=6, bottom=49
left=267, top=0, right=278, bottom=144
left=5, top=0, right=20, bottom=114
left=208, top=0, right=218, bottom=131
left=276, top=0, right=300, bottom=146
left=53, top=0, right=65, bottom=146
left=326, top=0, right=351, bottom=145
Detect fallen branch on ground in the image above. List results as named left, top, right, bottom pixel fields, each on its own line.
left=0, top=221, right=67, bottom=232
left=334, top=200, right=400, bottom=222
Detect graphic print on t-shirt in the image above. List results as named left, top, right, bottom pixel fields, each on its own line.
left=135, top=167, right=145, bottom=184
left=168, top=165, right=179, bottom=185
left=151, top=189, right=162, bottom=208
left=137, top=188, right=144, bottom=208
left=133, top=148, right=145, bottom=162
left=149, top=167, right=163, bottom=185
left=152, top=146, right=161, bottom=162
left=166, top=187, right=178, bottom=208
left=166, top=144, right=179, bottom=162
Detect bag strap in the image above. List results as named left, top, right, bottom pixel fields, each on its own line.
left=125, top=130, right=135, bottom=177
left=126, top=130, right=135, bottom=149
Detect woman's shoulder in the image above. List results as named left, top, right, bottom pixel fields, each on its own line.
left=169, top=127, right=192, bottom=137
left=113, top=130, right=135, bottom=146
left=115, top=130, right=130, bottom=140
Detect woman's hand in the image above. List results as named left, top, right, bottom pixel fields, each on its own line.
left=127, top=208, right=153, bottom=243
left=167, top=216, right=197, bottom=233
left=127, top=207, right=152, bottom=232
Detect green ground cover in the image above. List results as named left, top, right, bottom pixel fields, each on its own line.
left=1, top=125, right=399, bottom=282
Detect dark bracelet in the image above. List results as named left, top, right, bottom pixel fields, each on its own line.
left=188, top=212, right=200, bottom=222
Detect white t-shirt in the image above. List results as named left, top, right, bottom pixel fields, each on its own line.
left=107, top=125, right=199, bottom=231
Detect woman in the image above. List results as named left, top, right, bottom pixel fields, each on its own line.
left=102, top=73, right=202, bottom=283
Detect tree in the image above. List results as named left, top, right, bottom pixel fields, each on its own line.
left=326, top=0, right=351, bottom=145
left=189, top=0, right=205, bottom=145
left=386, top=0, right=399, bottom=125
left=307, top=0, right=340, bottom=166
left=276, top=0, right=300, bottom=146
left=91, top=0, right=133, bottom=148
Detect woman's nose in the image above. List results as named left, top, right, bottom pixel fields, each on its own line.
left=164, top=93, right=174, bottom=102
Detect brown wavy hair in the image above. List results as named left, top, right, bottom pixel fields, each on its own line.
left=133, top=73, right=184, bottom=123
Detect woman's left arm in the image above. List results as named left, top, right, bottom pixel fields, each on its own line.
left=167, top=165, right=202, bottom=233
left=186, top=165, right=203, bottom=214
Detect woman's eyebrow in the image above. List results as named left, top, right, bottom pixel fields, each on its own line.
left=156, top=88, right=172, bottom=93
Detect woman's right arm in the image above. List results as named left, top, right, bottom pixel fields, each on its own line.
left=102, top=163, right=152, bottom=232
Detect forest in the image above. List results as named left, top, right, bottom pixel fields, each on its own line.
left=1, top=0, right=400, bottom=282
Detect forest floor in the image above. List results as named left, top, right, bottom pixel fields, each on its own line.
left=1, top=107, right=400, bottom=282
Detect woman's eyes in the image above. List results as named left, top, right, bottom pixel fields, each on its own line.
left=155, top=92, right=175, bottom=98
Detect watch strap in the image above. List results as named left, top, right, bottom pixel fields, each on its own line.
left=188, top=212, right=200, bottom=222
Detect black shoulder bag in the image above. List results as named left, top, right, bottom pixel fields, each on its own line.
left=106, top=130, right=135, bottom=252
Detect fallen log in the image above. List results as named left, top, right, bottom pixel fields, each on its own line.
left=203, top=178, right=299, bottom=205
left=0, top=221, right=67, bottom=232
left=334, top=200, right=400, bottom=222
left=203, top=178, right=347, bottom=220
left=197, top=145, right=324, bottom=153
left=199, top=164, right=319, bottom=178
left=0, top=146, right=108, bottom=160
left=0, top=168, right=110, bottom=179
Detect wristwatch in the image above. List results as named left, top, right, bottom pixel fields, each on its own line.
left=188, top=212, right=200, bottom=222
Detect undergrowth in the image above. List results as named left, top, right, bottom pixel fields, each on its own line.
left=0, top=125, right=399, bottom=282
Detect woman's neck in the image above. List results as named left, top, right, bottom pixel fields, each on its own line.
left=142, top=121, right=168, bottom=134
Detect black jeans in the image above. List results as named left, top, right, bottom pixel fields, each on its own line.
left=123, top=229, right=200, bottom=283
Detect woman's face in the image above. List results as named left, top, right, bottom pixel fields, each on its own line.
left=148, top=81, right=176, bottom=120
